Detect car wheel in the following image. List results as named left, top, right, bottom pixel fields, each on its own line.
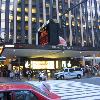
left=56, top=77, right=59, bottom=80
left=60, top=75, right=64, bottom=80
left=77, top=74, right=81, bottom=79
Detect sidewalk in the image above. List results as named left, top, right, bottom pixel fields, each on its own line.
left=0, top=77, right=11, bottom=82
left=0, top=77, right=31, bottom=83
left=0, top=77, right=53, bottom=83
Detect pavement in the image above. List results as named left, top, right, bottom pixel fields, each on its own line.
left=0, top=76, right=99, bottom=83
left=0, top=77, right=100, bottom=100
left=27, top=78, right=100, bottom=100
left=0, top=77, right=51, bottom=82
left=0, top=77, right=33, bottom=82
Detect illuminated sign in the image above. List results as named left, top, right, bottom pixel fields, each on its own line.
left=31, top=61, right=54, bottom=69
left=38, top=20, right=59, bottom=46
left=0, top=46, right=3, bottom=55
left=38, top=26, right=49, bottom=46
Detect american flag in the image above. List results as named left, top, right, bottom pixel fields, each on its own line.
left=58, top=36, right=67, bottom=46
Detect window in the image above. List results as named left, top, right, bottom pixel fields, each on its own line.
left=0, top=93, right=4, bottom=100
left=64, top=69, right=68, bottom=72
left=0, top=92, right=12, bottom=100
left=75, top=68, right=82, bottom=71
left=69, top=69, right=74, bottom=72
left=15, top=90, right=38, bottom=100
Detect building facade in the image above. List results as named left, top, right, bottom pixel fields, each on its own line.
left=0, top=0, right=100, bottom=77
left=0, top=0, right=100, bottom=48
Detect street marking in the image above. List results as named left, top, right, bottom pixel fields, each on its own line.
left=27, top=80, right=100, bottom=100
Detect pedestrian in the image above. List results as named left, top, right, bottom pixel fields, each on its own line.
left=26, top=70, right=32, bottom=80
left=38, top=72, right=42, bottom=82
left=15, top=69, right=20, bottom=80
left=9, top=71, right=14, bottom=80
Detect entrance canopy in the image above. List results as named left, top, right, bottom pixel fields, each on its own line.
left=1, top=44, right=100, bottom=59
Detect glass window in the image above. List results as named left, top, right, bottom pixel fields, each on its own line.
left=69, top=68, right=74, bottom=72
left=31, top=85, right=49, bottom=97
left=0, top=92, right=12, bottom=100
left=75, top=68, right=82, bottom=71
left=1, top=13, right=5, bottom=20
left=1, top=21, right=5, bottom=28
left=0, top=93, right=4, bottom=100
left=15, top=90, right=38, bottom=100
left=64, top=69, right=68, bottom=72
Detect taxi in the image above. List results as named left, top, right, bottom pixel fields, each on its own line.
left=0, top=82, right=61, bottom=100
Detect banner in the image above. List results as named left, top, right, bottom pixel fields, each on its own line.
left=58, top=36, right=67, bottom=46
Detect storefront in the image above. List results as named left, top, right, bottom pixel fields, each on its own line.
left=27, top=58, right=81, bottom=78
left=29, top=60, right=59, bottom=78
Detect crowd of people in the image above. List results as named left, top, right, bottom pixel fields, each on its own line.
left=9, top=69, right=48, bottom=81
left=82, top=64, right=100, bottom=77
left=9, top=69, right=22, bottom=80
left=0, top=63, right=100, bottom=81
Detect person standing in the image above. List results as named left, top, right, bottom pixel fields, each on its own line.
left=38, top=72, right=42, bottom=82
left=9, top=71, right=14, bottom=80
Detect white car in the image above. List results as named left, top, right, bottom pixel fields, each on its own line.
left=54, top=68, right=83, bottom=80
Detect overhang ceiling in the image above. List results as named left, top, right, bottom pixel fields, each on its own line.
left=2, top=48, right=100, bottom=59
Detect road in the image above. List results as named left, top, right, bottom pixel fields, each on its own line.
left=27, top=77, right=100, bottom=100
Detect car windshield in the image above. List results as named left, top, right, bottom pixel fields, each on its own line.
left=31, top=84, right=50, bottom=97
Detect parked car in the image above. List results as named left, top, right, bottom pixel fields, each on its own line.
left=0, top=82, right=61, bottom=100
left=54, top=67, right=83, bottom=80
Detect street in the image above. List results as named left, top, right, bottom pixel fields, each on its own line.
left=27, top=77, right=100, bottom=100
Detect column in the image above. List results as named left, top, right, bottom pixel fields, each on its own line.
left=43, top=0, right=46, bottom=24
left=36, top=0, right=40, bottom=45
left=90, top=0, right=95, bottom=47
left=80, top=0, right=84, bottom=47
left=82, top=56, right=85, bottom=66
left=62, top=0, right=67, bottom=40
left=93, top=54, right=96, bottom=66
left=13, top=0, right=18, bottom=43
left=18, top=57, right=21, bottom=79
left=84, top=0, right=88, bottom=46
left=58, top=60, right=62, bottom=69
left=56, top=0, right=59, bottom=23
left=50, top=0, right=53, bottom=19
left=21, top=0, right=25, bottom=43
left=68, top=0, right=72, bottom=46
left=28, top=0, right=32, bottom=44
left=5, top=0, right=10, bottom=43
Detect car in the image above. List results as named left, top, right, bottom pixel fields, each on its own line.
left=0, top=82, right=61, bottom=100
left=54, top=67, right=83, bottom=80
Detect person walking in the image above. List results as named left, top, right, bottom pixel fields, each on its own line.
left=26, top=70, right=32, bottom=80
left=9, top=71, right=14, bottom=80
left=38, top=72, right=42, bottom=82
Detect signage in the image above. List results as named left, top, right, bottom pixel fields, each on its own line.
left=38, top=19, right=59, bottom=46
left=38, top=26, right=49, bottom=46
left=0, top=46, right=3, bottom=54
left=31, top=61, right=54, bottom=69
